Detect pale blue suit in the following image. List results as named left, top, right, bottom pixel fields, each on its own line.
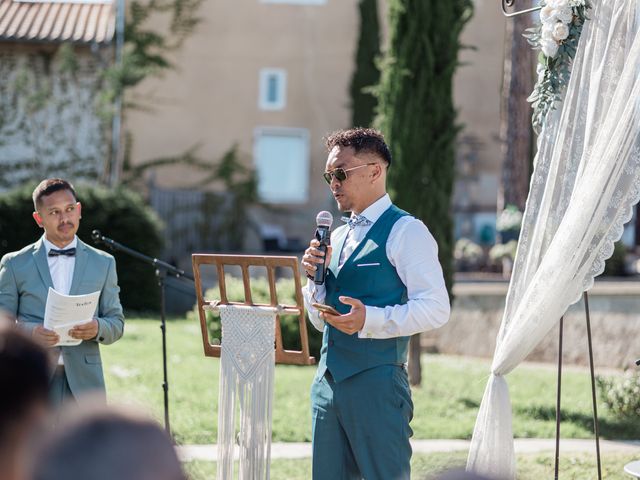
left=0, top=236, right=124, bottom=400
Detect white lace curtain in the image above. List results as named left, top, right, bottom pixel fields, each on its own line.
left=467, top=0, right=640, bottom=477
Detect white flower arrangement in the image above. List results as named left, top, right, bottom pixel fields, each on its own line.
left=454, top=238, right=484, bottom=263
left=454, top=238, right=485, bottom=272
left=489, top=240, right=518, bottom=262
left=525, top=0, right=591, bottom=132
left=496, top=205, right=523, bottom=233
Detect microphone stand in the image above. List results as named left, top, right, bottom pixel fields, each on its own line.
left=91, top=230, right=193, bottom=437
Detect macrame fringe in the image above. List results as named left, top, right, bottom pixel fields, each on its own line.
left=216, top=306, right=276, bottom=480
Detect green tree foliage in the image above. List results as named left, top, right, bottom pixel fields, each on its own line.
left=350, top=0, right=381, bottom=127
left=597, top=371, right=640, bottom=419
left=375, top=0, right=473, bottom=298
left=0, top=184, right=163, bottom=312
left=603, top=241, right=628, bottom=276
left=0, top=0, right=204, bottom=187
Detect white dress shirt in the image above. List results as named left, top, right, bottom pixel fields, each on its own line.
left=44, top=236, right=77, bottom=365
left=44, top=236, right=77, bottom=296
left=302, top=194, right=450, bottom=339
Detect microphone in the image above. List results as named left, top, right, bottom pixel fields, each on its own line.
left=313, top=211, right=333, bottom=285
left=91, top=230, right=115, bottom=250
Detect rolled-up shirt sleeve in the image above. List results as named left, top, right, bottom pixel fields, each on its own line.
left=359, top=218, right=450, bottom=339
left=302, top=279, right=327, bottom=332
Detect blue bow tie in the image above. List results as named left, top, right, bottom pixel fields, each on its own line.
left=341, top=214, right=372, bottom=229
left=48, top=248, right=76, bottom=257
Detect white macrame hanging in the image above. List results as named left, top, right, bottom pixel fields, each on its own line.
left=216, top=305, right=277, bottom=480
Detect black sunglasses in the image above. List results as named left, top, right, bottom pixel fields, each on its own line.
left=323, top=163, right=377, bottom=184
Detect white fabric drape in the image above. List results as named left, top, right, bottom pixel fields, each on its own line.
left=217, top=305, right=276, bottom=480
left=467, top=1, right=640, bottom=477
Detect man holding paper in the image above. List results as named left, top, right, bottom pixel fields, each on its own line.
left=0, top=178, right=124, bottom=405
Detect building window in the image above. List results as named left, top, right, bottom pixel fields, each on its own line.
left=260, top=0, right=326, bottom=4
left=254, top=127, right=309, bottom=204
left=259, top=69, right=287, bottom=111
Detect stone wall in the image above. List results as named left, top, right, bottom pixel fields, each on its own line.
left=424, top=281, right=640, bottom=370
left=0, top=44, right=112, bottom=188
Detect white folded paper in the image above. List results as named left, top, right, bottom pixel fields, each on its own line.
left=44, top=287, right=101, bottom=347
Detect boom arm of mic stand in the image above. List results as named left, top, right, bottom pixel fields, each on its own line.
left=92, top=231, right=194, bottom=281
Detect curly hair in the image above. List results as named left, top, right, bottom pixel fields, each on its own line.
left=325, top=128, right=392, bottom=166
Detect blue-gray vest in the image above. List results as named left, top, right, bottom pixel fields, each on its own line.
left=317, top=204, right=411, bottom=383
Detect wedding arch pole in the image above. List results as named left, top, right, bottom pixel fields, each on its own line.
left=553, top=292, right=602, bottom=480
left=554, top=292, right=602, bottom=480
left=500, top=0, right=542, bottom=17
left=583, top=292, right=602, bottom=480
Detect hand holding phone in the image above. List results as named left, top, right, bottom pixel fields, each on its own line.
left=312, top=303, right=340, bottom=316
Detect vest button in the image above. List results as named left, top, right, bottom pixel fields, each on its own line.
left=329, top=340, right=335, bottom=346
left=335, top=287, right=341, bottom=292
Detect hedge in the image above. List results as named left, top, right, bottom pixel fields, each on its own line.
left=0, top=183, right=164, bottom=311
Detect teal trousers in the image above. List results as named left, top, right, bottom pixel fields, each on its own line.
left=310, top=364, right=413, bottom=480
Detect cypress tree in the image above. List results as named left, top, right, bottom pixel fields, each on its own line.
left=376, top=0, right=472, bottom=298
left=350, top=0, right=381, bottom=128
left=375, top=0, right=473, bottom=384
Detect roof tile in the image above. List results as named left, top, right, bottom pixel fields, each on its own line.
left=0, top=0, right=115, bottom=44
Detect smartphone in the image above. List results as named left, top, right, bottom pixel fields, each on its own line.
left=312, top=303, right=340, bottom=316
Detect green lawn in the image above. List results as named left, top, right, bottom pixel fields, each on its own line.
left=103, top=317, right=637, bottom=446
left=183, top=452, right=638, bottom=480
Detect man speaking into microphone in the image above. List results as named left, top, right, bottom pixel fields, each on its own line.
left=301, top=128, right=450, bottom=480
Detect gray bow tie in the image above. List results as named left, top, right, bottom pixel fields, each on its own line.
left=341, top=214, right=372, bottom=229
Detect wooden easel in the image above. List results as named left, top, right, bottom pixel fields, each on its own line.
left=191, top=253, right=315, bottom=365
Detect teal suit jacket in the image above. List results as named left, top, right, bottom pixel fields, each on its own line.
left=0, top=236, right=124, bottom=398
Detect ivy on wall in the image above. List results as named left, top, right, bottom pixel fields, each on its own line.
left=0, top=0, right=204, bottom=190
left=0, top=44, right=112, bottom=187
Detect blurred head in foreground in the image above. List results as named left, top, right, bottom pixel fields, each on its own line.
left=0, top=314, right=50, bottom=480
left=30, top=402, right=185, bottom=480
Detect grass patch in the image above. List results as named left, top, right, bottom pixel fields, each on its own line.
left=103, top=317, right=638, bottom=445
left=182, top=452, right=638, bottom=480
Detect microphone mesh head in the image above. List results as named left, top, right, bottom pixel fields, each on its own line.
left=316, top=211, right=333, bottom=228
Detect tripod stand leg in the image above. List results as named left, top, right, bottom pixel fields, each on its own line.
left=157, top=269, right=171, bottom=437
left=555, top=316, right=563, bottom=480
left=584, top=292, right=602, bottom=480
